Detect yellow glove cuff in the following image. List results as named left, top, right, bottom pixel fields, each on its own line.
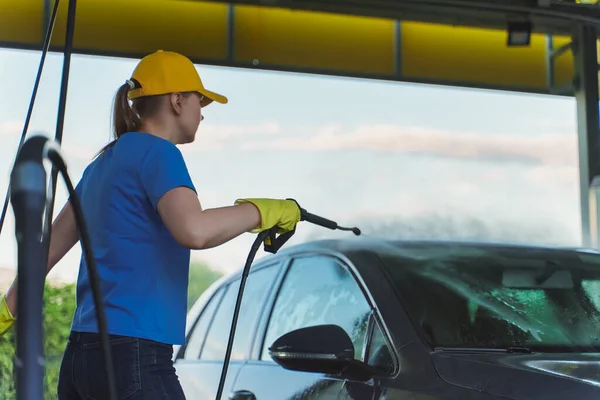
left=0, top=295, right=16, bottom=336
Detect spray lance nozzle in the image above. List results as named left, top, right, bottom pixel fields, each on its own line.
left=263, top=198, right=361, bottom=254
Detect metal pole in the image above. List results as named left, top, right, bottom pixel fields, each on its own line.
left=546, top=35, right=554, bottom=90
left=43, top=0, right=77, bottom=248
left=0, top=0, right=61, bottom=239
left=572, top=24, right=600, bottom=248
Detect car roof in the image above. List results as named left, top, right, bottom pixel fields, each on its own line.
left=278, top=236, right=598, bottom=259
left=227, top=236, right=600, bottom=281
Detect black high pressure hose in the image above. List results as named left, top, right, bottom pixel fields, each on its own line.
left=214, top=202, right=361, bottom=400
left=9, top=136, right=118, bottom=400
left=46, top=143, right=119, bottom=400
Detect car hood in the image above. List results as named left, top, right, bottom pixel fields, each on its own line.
left=431, top=350, right=600, bottom=399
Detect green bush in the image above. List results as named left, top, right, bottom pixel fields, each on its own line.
left=187, top=262, right=223, bottom=310
left=0, top=262, right=222, bottom=399
left=0, top=328, right=16, bottom=399
left=0, top=282, right=76, bottom=400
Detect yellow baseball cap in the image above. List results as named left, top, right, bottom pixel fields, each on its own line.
left=127, top=50, right=228, bottom=107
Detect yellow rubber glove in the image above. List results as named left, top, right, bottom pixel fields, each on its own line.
left=0, top=294, right=16, bottom=336
left=235, top=198, right=301, bottom=234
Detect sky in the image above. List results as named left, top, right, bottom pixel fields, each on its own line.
left=0, top=47, right=583, bottom=283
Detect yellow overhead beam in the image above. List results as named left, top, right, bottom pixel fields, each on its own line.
left=401, top=22, right=574, bottom=91
left=0, top=0, right=43, bottom=46
left=51, top=0, right=230, bottom=60
left=0, top=0, right=578, bottom=95
left=233, top=6, right=396, bottom=76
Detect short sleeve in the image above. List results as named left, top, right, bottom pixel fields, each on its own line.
left=69, top=169, right=87, bottom=202
left=75, top=179, right=83, bottom=197
left=140, top=142, right=196, bottom=211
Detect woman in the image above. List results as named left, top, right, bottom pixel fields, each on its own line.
left=0, top=50, right=301, bottom=399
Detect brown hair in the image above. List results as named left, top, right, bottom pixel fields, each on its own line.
left=95, top=80, right=165, bottom=157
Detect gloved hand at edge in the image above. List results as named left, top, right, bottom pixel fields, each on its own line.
left=0, top=294, right=16, bottom=336
left=234, top=198, right=301, bottom=234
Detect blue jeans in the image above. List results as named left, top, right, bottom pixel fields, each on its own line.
left=57, top=331, right=186, bottom=399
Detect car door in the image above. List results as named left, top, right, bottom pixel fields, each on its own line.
left=231, top=253, right=395, bottom=400
left=175, top=263, right=281, bottom=400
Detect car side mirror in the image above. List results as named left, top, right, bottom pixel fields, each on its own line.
left=268, top=324, right=376, bottom=381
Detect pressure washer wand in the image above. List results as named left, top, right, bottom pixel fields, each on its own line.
left=214, top=203, right=360, bottom=400
left=296, top=202, right=361, bottom=236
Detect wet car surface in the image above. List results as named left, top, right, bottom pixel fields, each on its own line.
left=173, top=238, right=600, bottom=399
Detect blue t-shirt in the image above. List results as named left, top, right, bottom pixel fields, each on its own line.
left=70, top=132, right=196, bottom=345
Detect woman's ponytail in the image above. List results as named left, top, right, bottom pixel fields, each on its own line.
left=95, top=82, right=141, bottom=158
left=95, top=79, right=165, bottom=159
left=112, top=82, right=141, bottom=140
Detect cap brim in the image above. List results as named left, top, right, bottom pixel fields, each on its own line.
left=199, top=88, right=228, bottom=107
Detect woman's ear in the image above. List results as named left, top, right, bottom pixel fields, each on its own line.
left=169, top=93, right=184, bottom=116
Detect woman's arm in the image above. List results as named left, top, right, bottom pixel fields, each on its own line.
left=5, top=201, right=80, bottom=316
left=157, top=188, right=300, bottom=250
left=45, top=201, right=80, bottom=272
left=157, top=187, right=261, bottom=250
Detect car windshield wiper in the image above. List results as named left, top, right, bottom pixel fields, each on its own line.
left=435, top=346, right=533, bottom=353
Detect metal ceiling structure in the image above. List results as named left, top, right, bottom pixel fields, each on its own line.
left=0, top=0, right=580, bottom=94
left=203, top=0, right=600, bottom=35
left=1, top=0, right=600, bottom=246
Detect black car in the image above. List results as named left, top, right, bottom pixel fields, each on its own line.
left=173, top=237, right=600, bottom=399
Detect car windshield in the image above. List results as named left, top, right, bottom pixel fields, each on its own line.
left=379, top=243, right=600, bottom=352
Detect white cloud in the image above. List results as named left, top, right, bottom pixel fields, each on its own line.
left=525, top=165, right=578, bottom=187
left=200, top=121, right=280, bottom=139
left=180, top=139, right=224, bottom=154
left=182, top=121, right=281, bottom=153
left=482, top=169, right=509, bottom=182
left=240, top=124, right=577, bottom=167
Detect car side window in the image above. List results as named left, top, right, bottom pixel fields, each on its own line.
left=183, top=287, right=224, bottom=360
left=261, top=255, right=372, bottom=361
left=367, top=321, right=395, bottom=373
left=200, top=265, right=278, bottom=361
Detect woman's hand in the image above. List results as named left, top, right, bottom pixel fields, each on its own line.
left=234, top=198, right=301, bottom=233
